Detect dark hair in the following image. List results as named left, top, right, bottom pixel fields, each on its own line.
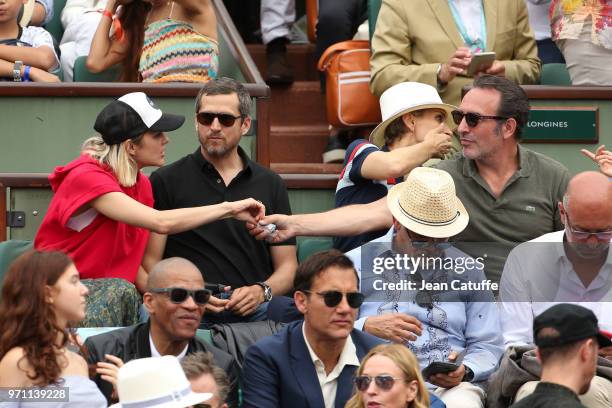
left=383, top=110, right=425, bottom=146
left=0, top=250, right=82, bottom=386
left=293, top=249, right=358, bottom=292
left=536, top=327, right=594, bottom=364
left=181, top=351, right=230, bottom=403
left=195, top=77, right=252, bottom=117
left=118, top=1, right=152, bottom=82
left=472, top=75, right=530, bottom=141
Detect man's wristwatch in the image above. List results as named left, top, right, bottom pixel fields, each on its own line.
left=13, top=61, right=23, bottom=82
left=255, top=281, right=272, bottom=302
left=462, top=366, right=474, bottom=382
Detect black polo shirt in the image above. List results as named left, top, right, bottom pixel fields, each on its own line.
left=150, top=147, right=295, bottom=288
left=510, top=382, right=586, bottom=408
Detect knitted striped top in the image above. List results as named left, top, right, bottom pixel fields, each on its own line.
left=140, top=14, right=219, bottom=83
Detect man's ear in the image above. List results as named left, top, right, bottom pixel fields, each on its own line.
left=294, top=290, right=308, bottom=315
left=558, top=201, right=567, bottom=225
left=240, top=116, right=251, bottom=136
left=501, top=117, right=517, bottom=140
left=535, top=347, right=543, bottom=363
left=143, top=292, right=155, bottom=314
left=580, top=338, right=596, bottom=362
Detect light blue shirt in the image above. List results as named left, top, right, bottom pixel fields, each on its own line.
left=347, top=228, right=504, bottom=384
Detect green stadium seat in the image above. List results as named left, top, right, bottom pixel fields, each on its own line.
left=45, top=0, right=68, bottom=44
left=368, top=0, right=382, bottom=42
left=540, top=63, right=571, bottom=86
left=297, top=237, right=333, bottom=263
left=0, top=240, right=33, bottom=294
left=73, top=56, right=121, bottom=82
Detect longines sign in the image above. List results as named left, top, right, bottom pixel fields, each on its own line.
left=523, top=107, right=598, bottom=143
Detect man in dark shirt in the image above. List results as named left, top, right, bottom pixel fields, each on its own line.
left=510, top=304, right=612, bottom=408
left=146, top=77, right=297, bottom=326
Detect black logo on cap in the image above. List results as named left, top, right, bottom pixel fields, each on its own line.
left=146, top=95, right=157, bottom=109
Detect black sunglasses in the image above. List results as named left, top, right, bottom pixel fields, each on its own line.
left=302, top=290, right=365, bottom=308
left=197, top=112, right=242, bottom=127
left=149, top=287, right=211, bottom=305
left=451, top=110, right=508, bottom=127
left=354, top=375, right=403, bottom=392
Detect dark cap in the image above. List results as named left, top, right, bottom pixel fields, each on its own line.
left=534, top=303, right=612, bottom=348
left=94, top=92, right=185, bottom=145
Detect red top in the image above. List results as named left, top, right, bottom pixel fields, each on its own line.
left=35, top=155, right=153, bottom=282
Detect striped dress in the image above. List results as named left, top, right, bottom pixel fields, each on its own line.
left=140, top=11, right=219, bottom=83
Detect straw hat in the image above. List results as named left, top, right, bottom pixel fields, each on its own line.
left=369, top=82, right=457, bottom=148
left=19, top=0, right=35, bottom=27
left=387, top=167, right=468, bottom=238
left=110, top=356, right=212, bottom=408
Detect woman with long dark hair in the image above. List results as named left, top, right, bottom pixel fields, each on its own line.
left=0, top=250, right=106, bottom=406
left=86, top=0, right=217, bottom=83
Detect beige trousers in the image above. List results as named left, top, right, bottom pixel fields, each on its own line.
left=433, top=381, right=486, bottom=408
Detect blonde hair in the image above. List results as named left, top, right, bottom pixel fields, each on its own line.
left=81, top=135, right=142, bottom=187
left=345, top=344, right=429, bottom=408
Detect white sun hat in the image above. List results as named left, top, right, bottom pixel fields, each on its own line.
left=369, top=82, right=457, bottom=148
left=110, top=356, right=212, bottom=408
left=19, top=0, right=35, bottom=27
left=387, top=167, right=469, bottom=238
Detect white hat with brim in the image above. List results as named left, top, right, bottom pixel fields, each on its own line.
left=369, top=82, right=457, bottom=148
left=109, top=356, right=212, bottom=408
left=387, top=167, right=469, bottom=238
left=19, top=0, right=35, bottom=27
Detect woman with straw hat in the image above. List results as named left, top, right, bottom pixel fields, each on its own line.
left=334, top=81, right=457, bottom=253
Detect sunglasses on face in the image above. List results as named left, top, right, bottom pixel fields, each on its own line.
left=149, top=287, right=211, bottom=305
left=196, top=112, right=242, bottom=127
left=451, top=110, right=508, bottom=127
left=302, top=290, right=365, bottom=308
left=354, top=375, right=403, bottom=392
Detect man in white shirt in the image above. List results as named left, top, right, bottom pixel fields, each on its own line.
left=499, top=171, right=612, bottom=407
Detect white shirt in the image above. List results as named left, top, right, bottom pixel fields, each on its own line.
left=525, top=0, right=553, bottom=41
left=499, top=230, right=612, bottom=346
left=149, top=333, right=189, bottom=360
left=449, top=0, right=485, bottom=47
left=302, top=324, right=360, bottom=408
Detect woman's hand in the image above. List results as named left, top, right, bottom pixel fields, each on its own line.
left=96, top=354, right=124, bottom=390
left=229, top=198, right=266, bottom=223
left=29, top=67, right=60, bottom=82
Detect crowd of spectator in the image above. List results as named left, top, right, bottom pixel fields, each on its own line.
left=0, top=0, right=611, bottom=407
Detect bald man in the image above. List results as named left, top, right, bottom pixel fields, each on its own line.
left=84, top=258, right=240, bottom=407
left=498, top=172, right=612, bottom=407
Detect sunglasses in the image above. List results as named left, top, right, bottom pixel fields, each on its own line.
left=302, top=290, right=365, bottom=308
left=451, top=110, right=508, bottom=127
left=354, top=375, right=403, bottom=392
left=149, top=287, right=211, bottom=305
left=197, top=112, right=242, bottom=127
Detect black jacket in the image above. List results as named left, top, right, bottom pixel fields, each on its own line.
left=84, top=321, right=240, bottom=407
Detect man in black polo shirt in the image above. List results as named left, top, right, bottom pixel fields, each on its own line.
left=146, top=77, right=297, bottom=326
left=510, top=304, right=612, bottom=408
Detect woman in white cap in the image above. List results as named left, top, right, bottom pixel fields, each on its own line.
left=334, top=82, right=456, bottom=253
left=0, top=250, right=106, bottom=407
left=35, top=92, right=264, bottom=292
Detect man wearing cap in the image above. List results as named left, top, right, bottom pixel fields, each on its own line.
left=346, top=167, right=504, bottom=407
left=509, top=304, right=612, bottom=408
left=333, top=81, right=455, bottom=252
left=253, top=75, right=570, bottom=283
left=35, top=92, right=264, bottom=291
left=498, top=171, right=612, bottom=406
left=85, top=257, right=240, bottom=407
left=146, top=77, right=297, bottom=325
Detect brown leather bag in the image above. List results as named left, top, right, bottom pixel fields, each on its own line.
left=317, top=40, right=382, bottom=128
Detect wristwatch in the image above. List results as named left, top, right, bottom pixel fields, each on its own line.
left=13, top=61, right=23, bottom=82
left=435, top=63, right=447, bottom=89
left=462, top=366, right=474, bottom=382
left=255, top=281, right=273, bottom=302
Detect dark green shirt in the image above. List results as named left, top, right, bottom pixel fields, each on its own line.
left=509, top=382, right=586, bottom=408
left=436, top=145, right=570, bottom=282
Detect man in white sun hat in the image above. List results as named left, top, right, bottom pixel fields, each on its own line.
left=345, top=167, right=503, bottom=407
left=334, top=81, right=456, bottom=253
left=110, top=355, right=212, bottom=408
